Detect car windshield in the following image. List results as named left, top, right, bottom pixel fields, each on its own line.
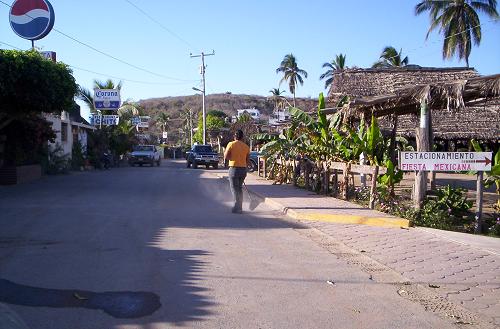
left=194, top=146, right=213, bottom=153
left=133, top=145, right=154, bottom=152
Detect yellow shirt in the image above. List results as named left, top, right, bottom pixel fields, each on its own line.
left=225, top=140, right=250, bottom=168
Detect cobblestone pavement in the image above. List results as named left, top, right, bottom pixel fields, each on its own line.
left=305, top=222, right=500, bottom=327
left=238, top=173, right=500, bottom=328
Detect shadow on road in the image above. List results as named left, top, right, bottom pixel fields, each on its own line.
left=0, top=160, right=306, bottom=328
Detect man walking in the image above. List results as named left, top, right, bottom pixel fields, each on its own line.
left=224, top=130, right=250, bottom=214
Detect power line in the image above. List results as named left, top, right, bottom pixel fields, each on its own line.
left=0, top=39, right=196, bottom=86
left=0, top=0, right=194, bottom=82
left=123, top=0, right=198, bottom=52
left=0, top=40, right=22, bottom=50
left=68, top=65, right=196, bottom=86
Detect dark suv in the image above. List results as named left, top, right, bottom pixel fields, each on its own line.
left=186, top=145, right=219, bottom=169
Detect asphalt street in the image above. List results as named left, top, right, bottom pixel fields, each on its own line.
left=0, top=160, right=459, bottom=329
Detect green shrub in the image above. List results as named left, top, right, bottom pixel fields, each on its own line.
left=413, top=185, right=473, bottom=230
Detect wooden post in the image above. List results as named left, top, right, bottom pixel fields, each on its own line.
left=428, top=109, right=436, bottom=191
left=342, top=163, right=350, bottom=200
left=304, top=159, right=311, bottom=190
left=323, top=164, right=330, bottom=195
left=389, top=114, right=398, bottom=166
left=474, top=171, right=484, bottom=234
left=257, top=156, right=261, bottom=177
left=415, top=101, right=430, bottom=209
left=369, top=165, right=379, bottom=209
left=332, top=169, right=338, bottom=197
left=360, top=153, right=367, bottom=187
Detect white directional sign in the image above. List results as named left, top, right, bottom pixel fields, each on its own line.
left=400, top=152, right=492, bottom=172
left=90, top=114, right=119, bottom=126
left=94, top=89, right=120, bottom=110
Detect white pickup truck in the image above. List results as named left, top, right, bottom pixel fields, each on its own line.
left=128, top=145, right=161, bottom=167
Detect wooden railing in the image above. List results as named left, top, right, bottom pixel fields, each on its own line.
left=257, top=156, right=387, bottom=209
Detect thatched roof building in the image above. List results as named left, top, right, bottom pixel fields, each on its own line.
left=327, top=67, right=499, bottom=141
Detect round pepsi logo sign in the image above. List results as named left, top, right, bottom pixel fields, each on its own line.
left=9, top=0, right=55, bottom=41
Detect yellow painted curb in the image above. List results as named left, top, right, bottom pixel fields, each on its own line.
left=287, top=211, right=410, bottom=228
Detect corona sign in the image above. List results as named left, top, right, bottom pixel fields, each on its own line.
left=9, top=0, right=55, bottom=41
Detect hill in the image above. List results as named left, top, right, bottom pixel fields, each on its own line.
left=139, top=93, right=318, bottom=122
left=137, top=93, right=318, bottom=143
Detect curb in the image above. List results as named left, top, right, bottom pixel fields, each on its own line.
left=214, top=173, right=410, bottom=229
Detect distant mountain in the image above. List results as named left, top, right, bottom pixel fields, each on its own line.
left=139, top=93, right=318, bottom=121
left=138, top=93, right=318, bottom=143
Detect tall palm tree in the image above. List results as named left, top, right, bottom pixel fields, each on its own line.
left=320, top=54, right=347, bottom=90
left=276, top=54, right=308, bottom=107
left=268, top=88, right=287, bottom=110
left=415, top=0, right=498, bottom=67
left=372, top=46, right=410, bottom=68
left=156, top=112, right=170, bottom=133
left=180, top=108, right=195, bottom=145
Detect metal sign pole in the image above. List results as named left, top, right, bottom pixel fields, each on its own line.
left=474, top=171, right=484, bottom=234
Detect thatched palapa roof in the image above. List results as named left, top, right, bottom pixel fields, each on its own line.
left=327, top=67, right=500, bottom=141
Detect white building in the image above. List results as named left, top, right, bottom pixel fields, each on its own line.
left=269, top=108, right=291, bottom=125
left=236, top=108, right=261, bottom=121
left=44, top=111, right=95, bottom=156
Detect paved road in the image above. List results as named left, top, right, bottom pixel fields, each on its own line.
left=0, top=160, right=460, bottom=329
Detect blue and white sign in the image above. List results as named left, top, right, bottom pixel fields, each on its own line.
left=90, top=114, right=119, bottom=126
left=131, top=116, right=141, bottom=125
left=9, top=0, right=55, bottom=41
left=94, top=89, right=121, bottom=110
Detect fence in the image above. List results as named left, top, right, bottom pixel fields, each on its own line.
left=257, top=156, right=387, bottom=209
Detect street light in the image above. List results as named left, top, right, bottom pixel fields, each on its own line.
left=193, top=87, right=206, bottom=145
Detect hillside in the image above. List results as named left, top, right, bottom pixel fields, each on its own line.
left=139, top=93, right=318, bottom=122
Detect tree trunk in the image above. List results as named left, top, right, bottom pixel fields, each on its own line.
left=389, top=114, right=398, bottom=165
left=415, top=101, right=430, bottom=209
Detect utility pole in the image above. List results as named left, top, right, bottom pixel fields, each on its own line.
left=189, top=108, right=193, bottom=146
left=191, top=50, right=215, bottom=145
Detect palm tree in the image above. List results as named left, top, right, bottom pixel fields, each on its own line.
left=276, top=54, right=308, bottom=107
left=415, top=0, right=498, bottom=67
left=180, top=108, right=195, bottom=145
left=320, top=54, right=347, bottom=90
left=268, top=88, right=287, bottom=110
left=372, top=46, right=410, bottom=68
left=156, top=112, right=170, bottom=133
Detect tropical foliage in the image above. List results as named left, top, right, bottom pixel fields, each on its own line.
left=268, top=88, right=287, bottom=110
left=372, top=46, right=410, bottom=68
left=415, top=0, right=499, bottom=67
left=0, top=50, right=77, bottom=131
left=320, top=54, right=347, bottom=90
left=276, top=54, right=308, bottom=107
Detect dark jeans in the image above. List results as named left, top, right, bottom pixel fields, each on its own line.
left=228, top=167, right=247, bottom=211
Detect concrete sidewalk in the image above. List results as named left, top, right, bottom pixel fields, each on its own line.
left=219, top=171, right=500, bottom=328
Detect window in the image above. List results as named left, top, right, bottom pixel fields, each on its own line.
left=61, top=122, right=68, bottom=142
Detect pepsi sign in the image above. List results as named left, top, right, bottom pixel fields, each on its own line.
left=9, top=0, right=55, bottom=41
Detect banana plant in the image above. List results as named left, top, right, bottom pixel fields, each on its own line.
left=378, top=159, right=403, bottom=196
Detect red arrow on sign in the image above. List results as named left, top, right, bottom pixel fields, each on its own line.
left=475, top=157, right=491, bottom=166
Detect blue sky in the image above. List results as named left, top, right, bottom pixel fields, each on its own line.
left=1, top=0, right=499, bottom=118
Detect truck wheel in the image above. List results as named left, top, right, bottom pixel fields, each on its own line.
left=193, top=161, right=198, bottom=169
left=206, top=164, right=210, bottom=169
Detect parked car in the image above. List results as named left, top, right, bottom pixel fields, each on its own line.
left=247, top=151, right=261, bottom=172
left=128, top=145, right=161, bottom=167
left=186, top=144, right=219, bottom=169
